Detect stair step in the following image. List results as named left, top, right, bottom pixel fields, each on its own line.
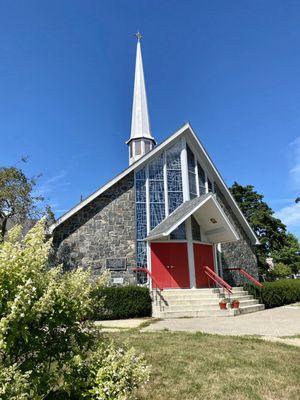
left=151, top=288, right=264, bottom=318
left=153, top=309, right=240, bottom=318
left=239, top=304, right=265, bottom=314
left=153, top=299, right=260, bottom=312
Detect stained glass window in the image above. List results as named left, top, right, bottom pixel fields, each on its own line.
left=208, top=178, right=214, bottom=193
left=197, top=162, right=206, bottom=195
left=191, top=216, right=201, bottom=241
left=170, top=222, right=186, bottom=240
left=187, top=145, right=197, bottom=199
left=135, top=167, right=147, bottom=268
left=166, top=142, right=183, bottom=213
left=149, top=154, right=165, bottom=230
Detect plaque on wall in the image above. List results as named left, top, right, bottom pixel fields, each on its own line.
left=106, top=258, right=127, bottom=271
left=113, top=277, right=124, bottom=284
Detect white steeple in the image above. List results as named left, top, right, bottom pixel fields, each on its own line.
left=127, top=32, right=156, bottom=165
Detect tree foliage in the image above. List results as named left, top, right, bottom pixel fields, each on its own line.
left=0, top=221, right=150, bottom=399
left=0, top=166, right=43, bottom=241
left=230, top=182, right=300, bottom=273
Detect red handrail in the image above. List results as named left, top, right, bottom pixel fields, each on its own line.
left=204, top=266, right=232, bottom=294
left=132, top=267, right=163, bottom=292
left=224, top=268, right=263, bottom=288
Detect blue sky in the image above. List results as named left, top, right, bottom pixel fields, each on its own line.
left=1, top=0, right=300, bottom=237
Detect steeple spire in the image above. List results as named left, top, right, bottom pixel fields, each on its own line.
left=127, top=32, right=156, bottom=165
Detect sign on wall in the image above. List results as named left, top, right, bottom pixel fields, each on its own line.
left=106, top=258, right=127, bottom=271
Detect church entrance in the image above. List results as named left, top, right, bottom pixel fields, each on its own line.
left=193, top=243, right=215, bottom=288
left=151, top=242, right=190, bottom=289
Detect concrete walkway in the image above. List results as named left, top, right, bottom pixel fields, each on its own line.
left=95, top=318, right=149, bottom=330
left=142, top=306, right=300, bottom=338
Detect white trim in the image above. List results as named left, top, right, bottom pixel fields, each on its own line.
left=181, top=137, right=190, bottom=202
left=186, top=218, right=196, bottom=288
left=163, top=151, right=169, bottom=217
left=145, top=164, right=150, bottom=234
left=195, top=160, right=200, bottom=197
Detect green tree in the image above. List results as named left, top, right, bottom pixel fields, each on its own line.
left=0, top=166, right=44, bottom=241
left=229, top=182, right=288, bottom=272
left=271, top=233, right=300, bottom=274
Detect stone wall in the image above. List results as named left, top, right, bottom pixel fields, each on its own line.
left=52, top=172, right=137, bottom=285
left=215, top=185, right=258, bottom=286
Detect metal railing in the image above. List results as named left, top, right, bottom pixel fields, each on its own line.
left=132, top=267, right=164, bottom=292
left=224, top=268, right=263, bottom=288
left=204, top=266, right=233, bottom=295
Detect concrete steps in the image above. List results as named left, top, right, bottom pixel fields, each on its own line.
left=152, top=287, right=265, bottom=318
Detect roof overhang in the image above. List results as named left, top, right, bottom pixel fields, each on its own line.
left=146, top=194, right=239, bottom=244
left=49, top=122, right=259, bottom=245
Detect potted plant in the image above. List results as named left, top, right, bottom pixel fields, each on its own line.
left=231, top=299, right=240, bottom=309
left=219, top=299, right=228, bottom=310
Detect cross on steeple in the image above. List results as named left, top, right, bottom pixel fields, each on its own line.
left=135, top=31, right=142, bottom=42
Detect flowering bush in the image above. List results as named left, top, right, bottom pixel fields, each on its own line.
left=0, top=221, right=150, bottom=399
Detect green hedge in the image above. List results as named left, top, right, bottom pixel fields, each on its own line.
left=91, top=285, right=152, bottom=320
left=244, top=279, right=300, bottom=309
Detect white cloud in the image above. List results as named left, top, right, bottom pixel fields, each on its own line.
left=275, top=203, right=300, bottom=227
left=37, top=171, right=70, bottom=197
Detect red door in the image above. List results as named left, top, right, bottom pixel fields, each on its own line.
left=193, top=243, right=215, bottom=288
left=151, top=242, right=190, bottom=289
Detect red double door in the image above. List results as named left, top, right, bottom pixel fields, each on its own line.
left=151, top=242, right=215, bottom=289
left=151, top=242, right=190, bottom=289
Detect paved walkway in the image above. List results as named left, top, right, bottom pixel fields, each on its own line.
left=95, top=318, right=149, bottom=330
left=142, top=306, right=300, bottom=338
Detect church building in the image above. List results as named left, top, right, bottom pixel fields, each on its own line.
left=50, top=34, right=260, bottom=294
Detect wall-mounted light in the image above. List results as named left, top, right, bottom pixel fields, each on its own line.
left=210, top=218, right=217, bottom=224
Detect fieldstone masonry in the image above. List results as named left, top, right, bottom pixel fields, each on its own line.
left=215, top=184, right=258, bottom=286
left=52, top=172, right=137, bottom=284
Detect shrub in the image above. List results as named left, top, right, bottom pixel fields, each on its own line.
left=244, top=279, right=300, bottom=309
left=0, top=221, right=150, bottom=399
left=91, top=285, right=152, bottom=320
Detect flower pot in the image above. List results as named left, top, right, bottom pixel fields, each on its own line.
left=219, top=302, right=227, bottom=310
left=231, top=301, right=240, bottom=309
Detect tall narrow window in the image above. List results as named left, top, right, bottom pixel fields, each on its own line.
left=197, top=162, right=206, bottom=195
left=135, top=140, right=142, bottom=155
left=187, top=145, right=197, bottom=199
left=166, top=142, right=183, bottom=213
left=135, top=168, right=147, bottom=267
left=170, top=222, right=186, bottom=240
left=191, top=216, right=201, bottom=241
left=149, top=154, right=165, bottom=229
left=208, top=178, right=214, bottom=193
left=144, top=140, right=152, bottom=154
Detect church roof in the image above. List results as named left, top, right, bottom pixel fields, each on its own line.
left=49, top=122, right=259, bottom=245
left=146, top=193, right=239, bottom=244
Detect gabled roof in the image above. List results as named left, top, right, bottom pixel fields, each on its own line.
left=146, top=193, right=239, bottom=244
left=147, top=194, right=211, bottom=240
left=49, top=122, right=259, bottom=245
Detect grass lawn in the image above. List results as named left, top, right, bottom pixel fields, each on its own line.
left=110, top=330, right=300, bottom=400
